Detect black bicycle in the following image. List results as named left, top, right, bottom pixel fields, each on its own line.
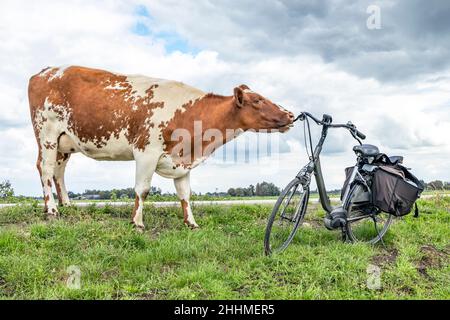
left=264, top=112, right=394, bottom=255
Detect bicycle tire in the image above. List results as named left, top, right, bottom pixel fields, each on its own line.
left=264, top=178, right=310, bottom=255
left=344, top=183, right=393, bottom=244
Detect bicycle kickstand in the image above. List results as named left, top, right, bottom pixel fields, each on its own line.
left=340, top=227, right=347, bottom=242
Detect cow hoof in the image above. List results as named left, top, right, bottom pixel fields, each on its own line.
left=185, top=223, right=200, bottom=230
left=134, top=224, right=145, bottom=233
left=45, top=213, right=59, bottom=221
left=59, top=202, right=71, bottom=207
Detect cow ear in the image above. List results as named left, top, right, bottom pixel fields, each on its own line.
left=234, top=86, right=245, bottom=108
left=238, top=84, right=250, bottom=91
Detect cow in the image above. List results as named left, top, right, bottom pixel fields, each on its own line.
left=28, top=66, right=294, bottom=230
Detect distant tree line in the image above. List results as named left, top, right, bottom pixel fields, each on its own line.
left=1, top=178, right=450, bottom=202
left=0, top=180, right=33, bottom=203
left=227, top=182, right=280, bottom=197
left=68, top=186, right=162, bottom=200
left=421, top=180, right=450, bottom=190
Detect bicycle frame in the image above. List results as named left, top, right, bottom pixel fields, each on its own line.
left=295, top=122, right=366, bottom=215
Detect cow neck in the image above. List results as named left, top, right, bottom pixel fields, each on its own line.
left=197, top=94, right=244, bottom=136
left=162, top=93, right=247, bottom=162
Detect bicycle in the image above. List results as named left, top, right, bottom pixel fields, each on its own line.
left=264, top=112, right=394, bottom=255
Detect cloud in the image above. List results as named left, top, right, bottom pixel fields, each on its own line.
left=142, top=0, right=450, bottom=82
left=0, top=0, right=449, bottom=197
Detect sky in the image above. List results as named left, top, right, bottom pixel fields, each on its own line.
left=0, top=0, right=449, bottom=196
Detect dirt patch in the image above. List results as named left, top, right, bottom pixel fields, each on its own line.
left=234, top=284, right=251, bottom=296
left=371, top=248, right=399, bottom=267
left=417, top=245, right=449, bottom=279
left=101, top=269, right=119, bottom=280
left=0, top=276, right=15, bottom=296
left=147, top=227, right=162, bottom=240
left=303, top=218, right=322, bottom=228
left=139, top=288, right=169, bottom=300
left=399, top=285, right=415, bottom=295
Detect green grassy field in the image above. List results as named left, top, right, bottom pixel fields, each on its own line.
left=0, top=196, right=448, bottom=300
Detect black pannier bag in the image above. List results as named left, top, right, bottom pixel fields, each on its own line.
left=340, top=167, right=354, bottom=201
left=371, top=164, right=424, bottom=216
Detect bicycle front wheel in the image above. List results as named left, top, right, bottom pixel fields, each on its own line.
left=264, top=178, right=309, bottom=255
left=344, top=183, right=393, bottom=244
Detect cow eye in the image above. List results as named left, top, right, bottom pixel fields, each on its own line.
left=253, top=100, right=262, bottom=108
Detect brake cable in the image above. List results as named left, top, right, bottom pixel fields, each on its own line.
left=302, top=115, right=315, bottom=161
left=350, top=129, right=363, bottom=146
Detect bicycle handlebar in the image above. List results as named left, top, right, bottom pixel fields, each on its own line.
left=294, top=112, right=366, bottom=140
left=355, top=129, right=366, bottom=140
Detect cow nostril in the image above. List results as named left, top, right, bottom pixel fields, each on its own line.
left=286, top=112, right=295, bottom=122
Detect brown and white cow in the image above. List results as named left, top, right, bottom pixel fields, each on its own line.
left=28, top=66, right=294, bottom=230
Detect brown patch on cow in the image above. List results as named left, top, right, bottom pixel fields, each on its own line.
left=131, top=196, right=140, bottom=221
left=158, top=121, right=168, bottom=129
left=36, top=150, right=43, bottom=178
left=162, top=95, right=240, bottom=167
left=180, top=199, right=198, bottom=229
left=47, top=179, right=52, bottom=187
left=56, top=152, right=69, bottom=162
left=54, top=178, right=63, bottom=205
left=28, top=66, right=165, bottom=151
left=417, top=245, right=449, bottom=279
left=180, top=200, right=189, bottom=224
left=43, top=141, right=57, bottom=150
left=131, top=191, right=149, bottom=221
left=43, top=194, right=50, bottom=212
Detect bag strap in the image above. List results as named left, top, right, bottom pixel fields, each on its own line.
left=414, top=202, right=419, bottom=218
left=374, top=153, right=391, bottom=165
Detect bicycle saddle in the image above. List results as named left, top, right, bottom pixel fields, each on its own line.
left=353, top=144, right=380, bottom=157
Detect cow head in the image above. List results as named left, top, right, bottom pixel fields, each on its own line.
left=233, top=85, right=294, bottom=132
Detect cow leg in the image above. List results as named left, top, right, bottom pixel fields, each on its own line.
left=174, top=173, right=199, bottom=229
left=132, top=155, right=158, bottom=231
left=53, top=152, right=71, bottom=206
left=37, top=141, right=59, bottom=217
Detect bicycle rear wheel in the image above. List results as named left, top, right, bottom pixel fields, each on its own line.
left=264, top=178, right=309, bottom=255
left=344, top=183, right=393, bottom=244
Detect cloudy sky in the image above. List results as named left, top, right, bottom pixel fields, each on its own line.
left=0, top=0, right=449, bottom=196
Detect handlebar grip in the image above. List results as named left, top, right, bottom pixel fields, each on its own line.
left=355, top=129, right=366, bottom=140
left=322, top=114, right=332, bottom=124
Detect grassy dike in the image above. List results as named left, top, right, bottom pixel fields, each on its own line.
left=0, top=196, right=448, bottom=299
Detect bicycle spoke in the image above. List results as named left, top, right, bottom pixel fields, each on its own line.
left=280, top=185, right=298, bottom=219
left=265, top=180, right=310, bottom=254
left=345, top=184, right=393, bottom=244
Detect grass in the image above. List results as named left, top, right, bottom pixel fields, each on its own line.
left=0, top=196, right=448, bottom=300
